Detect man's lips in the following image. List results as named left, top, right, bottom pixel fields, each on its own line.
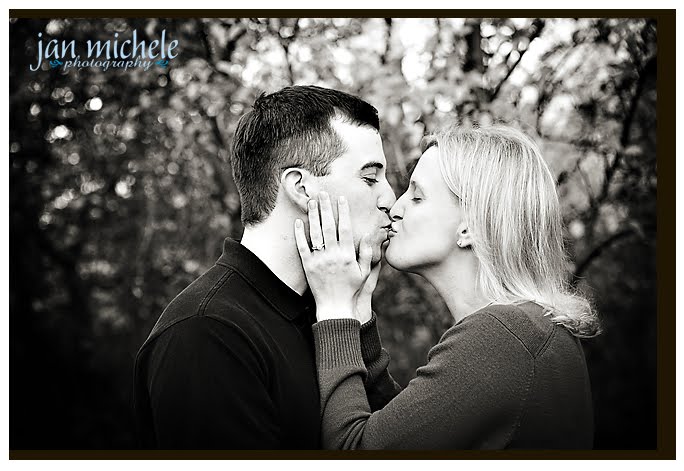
left=381, top=224, right=396, bottom=239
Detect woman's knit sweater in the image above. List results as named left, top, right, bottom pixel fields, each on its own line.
left=314, top=302, right=594, bottom=449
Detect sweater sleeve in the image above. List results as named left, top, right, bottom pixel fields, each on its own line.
left=313, top=312, right=534, bottom=450
left=359, top=313, right=403, bottom=411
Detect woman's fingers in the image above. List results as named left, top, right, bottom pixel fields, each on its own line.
left=307, top=199, right=324, bottom=250
left=296, top=195, right=371, bottom=323
left=317, top=192, right=337, bottom=248
left=337, top=195, right=354, bottom=253
left=294, top=219, right=311, bottom=261
left=357, top=233, right=373, bottom=279
left=366, top=261, right=381, bottom=290
left=306, top=192, right=354, bottom=259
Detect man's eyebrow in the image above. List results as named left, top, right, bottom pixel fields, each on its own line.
left=360, top=162, right=384, bottom=171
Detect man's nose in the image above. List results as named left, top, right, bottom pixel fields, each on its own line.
left=378, top=181, right=397, bottom=215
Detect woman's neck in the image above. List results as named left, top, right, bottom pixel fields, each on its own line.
left=420, top=253, right=490, bottom=324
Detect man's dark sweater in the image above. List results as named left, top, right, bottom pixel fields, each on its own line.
left=314, top=302, right=594, bottom=449
left=134, top=238, right=320, bottom=449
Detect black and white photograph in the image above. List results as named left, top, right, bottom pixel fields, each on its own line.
left=7, top=11, right=673, bottom=457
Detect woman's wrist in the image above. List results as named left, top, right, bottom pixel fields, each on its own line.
left=316, top=303, right=355, bottom=321
left=354, top=304, right=373, bottom=324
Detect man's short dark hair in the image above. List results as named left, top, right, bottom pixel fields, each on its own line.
left=230, top=85, right=380, bottom=225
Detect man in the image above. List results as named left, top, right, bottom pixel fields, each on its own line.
left=133, top=85, right=396, bottom=449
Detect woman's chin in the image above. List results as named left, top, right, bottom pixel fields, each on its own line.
left=385, top=240, right=422, bottom=274
left=384, top=240, right=402, bottom=268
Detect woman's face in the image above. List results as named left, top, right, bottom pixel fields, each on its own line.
left=386, top=146, right=463, bottom=273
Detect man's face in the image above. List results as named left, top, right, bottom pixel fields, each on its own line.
left=317, top=118, right=396, bottom=264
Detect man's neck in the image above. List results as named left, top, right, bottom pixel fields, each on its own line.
left=240, top=217, right=309, bottom=296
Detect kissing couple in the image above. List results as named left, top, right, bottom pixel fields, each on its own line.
left=134, top=85, right=600, bottom=450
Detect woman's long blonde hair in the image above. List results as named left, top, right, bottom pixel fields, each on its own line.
left=426, top=124, right=600, bottom=338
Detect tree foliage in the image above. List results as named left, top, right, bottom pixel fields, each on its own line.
left=10, top=17, right=657, bottom=449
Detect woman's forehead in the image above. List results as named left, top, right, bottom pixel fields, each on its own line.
left=411, top=147, right=457, bottom=200
left=412, top=147, right=441, bottom=180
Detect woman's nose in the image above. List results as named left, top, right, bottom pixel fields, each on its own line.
left=389, top=195, right=405, bottom=221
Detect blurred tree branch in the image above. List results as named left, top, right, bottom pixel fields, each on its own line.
left=270, top=18, right=301, bottom=85
left=572, top=228, right=637, bottom=283
left=489, top=19, right=545, bottom=101
left=380, top=18, right=392, bottom=65
left=195, top=18, right=242, bottom=217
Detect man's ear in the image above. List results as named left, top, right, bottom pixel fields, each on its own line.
left=456, top=221, right=474, bottom=249
left=281, top=168, right=314, bottom=212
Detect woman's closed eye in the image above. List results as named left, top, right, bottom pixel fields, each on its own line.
left=362, top=176, right=379, bottom=185
left=408, top=181, right=424, bottom=202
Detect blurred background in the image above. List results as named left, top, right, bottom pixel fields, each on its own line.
left=9, top=17, right=657, bottom=449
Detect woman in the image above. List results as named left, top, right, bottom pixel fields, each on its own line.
left=294, top=124, right=601, bottom=449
